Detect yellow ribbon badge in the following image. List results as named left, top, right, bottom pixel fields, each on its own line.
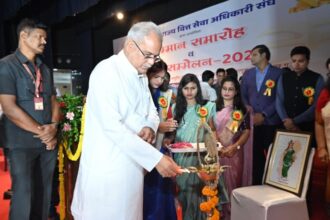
left=197, top=106, right=208, bottom=123
left=303, top=86, right=315, bottom=105
left=158, top=96, right=168, bottom=120
left=228, top=110, right=243, bottom=133
left=263, top=79, right=275, bottom=96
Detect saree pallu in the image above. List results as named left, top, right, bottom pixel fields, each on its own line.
left=173, top=102, right=229, bottom=220
left=214, top=106, right=253, bottom=220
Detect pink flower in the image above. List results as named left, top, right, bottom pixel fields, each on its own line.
left=66, top=112, right=75, bottom=121
left=63, top=123, right=72, bottom=131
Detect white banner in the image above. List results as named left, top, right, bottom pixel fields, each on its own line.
left=113, top=0, right=330, bottom=83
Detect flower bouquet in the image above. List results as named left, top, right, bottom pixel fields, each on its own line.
left=57, top=94, right=85, bottom=220
left=58, top=94, right=85, bottom=159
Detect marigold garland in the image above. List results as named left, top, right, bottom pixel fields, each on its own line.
left=58, top=143, right=66, bottom=220
left=202, top=186, right=218, bottom=197
left=200, top=186, right=221, bottom=219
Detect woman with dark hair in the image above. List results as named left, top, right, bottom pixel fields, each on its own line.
left=143, top=60, right=178, bottom=220
left=168, top=73, right=228, bottom=220
left=214, top=76, right=253, bottom=220
left=315, top=66, right=330, bottom=206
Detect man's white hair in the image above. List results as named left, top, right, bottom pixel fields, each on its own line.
left=126, top=21, right=163, bottom=43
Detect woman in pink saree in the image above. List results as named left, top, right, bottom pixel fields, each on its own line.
left=213, top=76, right=253, bottom=220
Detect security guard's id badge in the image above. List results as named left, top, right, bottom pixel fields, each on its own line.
left=34, top=97, right=44, bottom=110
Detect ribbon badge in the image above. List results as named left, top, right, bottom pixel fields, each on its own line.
left=158, top=96, right=168, bottom=120
left=263, top=79, right=275, bottom=96
left=303, top=86, right=315, bottom=105
left=197, top=106, right=208, bottom=123
left=229, top=110, right=243, bottom=133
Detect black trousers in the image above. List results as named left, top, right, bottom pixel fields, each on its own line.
left=8, top=147, right=58, bottom=220
left=252, top=124, right=278, bottom=185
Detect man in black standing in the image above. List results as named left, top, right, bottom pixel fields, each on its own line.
left=276, top=46, right=324, bottom=147
left=0, top=18, right=60, bottom=220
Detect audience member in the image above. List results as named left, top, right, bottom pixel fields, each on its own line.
left=241, top=44, right=282, bottom=185
left=213, top=68, right=226, bottom=96
left=200, top=70, right=217, bottom=101
left=315, top=71, right=330, bottom=206
left=168, top=73, right=228, bottom=220
left=214, top=76, right=253, bottom=220
left=144, top=60, right=178, bottom=220
left=276, top=46, right=323, bottom=147
left=226, top=68, right=238, bottom=80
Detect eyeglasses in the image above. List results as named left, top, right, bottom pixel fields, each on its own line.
left=222, top=87, right=235, bottom=92
left=132, top=40, right=161, bottom=63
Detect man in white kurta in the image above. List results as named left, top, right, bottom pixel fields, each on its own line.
left=71, top=22, right=181, bottom=220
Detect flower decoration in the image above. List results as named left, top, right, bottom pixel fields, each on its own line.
left=232, top=110, right=243, bottom=121
left=158, top=96, right=168, bottom=108
left=200, top=186, right=221, bottom=219
left=63, top=123, right=72, bottom=132
left=66, top=112, right=75, bottom=121
left=197, top=106, right=208, bottom=123
left=198, top=106, right=208, bottom=117
left=158, top=96, right=168, bottom=120
left=303, top=87, right=315, bottom=105
left=202, top=186, right=218, bottom=197
left=228, top=110, right=243, bottom=133
left=58, top=94, right=85, bottom=153
left=263, top=79, right=275, bottom=96
left=57, top=94, right=85, bottom=220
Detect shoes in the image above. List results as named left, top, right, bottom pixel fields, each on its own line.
left=3, top=189, right=12, bottom=200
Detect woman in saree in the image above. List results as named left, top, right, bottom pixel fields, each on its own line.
left=143, top=60, right=178, bottom=220
left=214, top=76, right=253, bottom=220
left=315, top=74, right=330, bottom=209
left=166, top=73, right=228, bottom=220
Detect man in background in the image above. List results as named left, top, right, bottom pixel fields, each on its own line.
left=200, top=70, right=217, bottom=101
left=213, top=68, right=226, bottom=97
left=241, top=44, right=282, bottom=185
left=276, top=46, right=323, bottom=146
left=0, top=18, right=60, bottom=220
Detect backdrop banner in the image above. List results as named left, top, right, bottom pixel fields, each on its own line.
left=113, top=0, right=330, bottom=83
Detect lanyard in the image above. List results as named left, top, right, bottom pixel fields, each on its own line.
left=22, top=63, right=43, bottom=97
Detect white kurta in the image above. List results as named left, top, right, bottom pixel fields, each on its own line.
left=71, top=51, right=163, bottom=220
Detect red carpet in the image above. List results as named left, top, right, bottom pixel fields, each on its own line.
left=0, top=149, right=11, bottom=220
left=0, top=149, right=328, bottom=219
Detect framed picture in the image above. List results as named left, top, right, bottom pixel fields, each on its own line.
left=264, top=130, right=311, bottom=196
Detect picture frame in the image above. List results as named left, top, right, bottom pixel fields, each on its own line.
left=264, top=130, right=311, bottom=196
